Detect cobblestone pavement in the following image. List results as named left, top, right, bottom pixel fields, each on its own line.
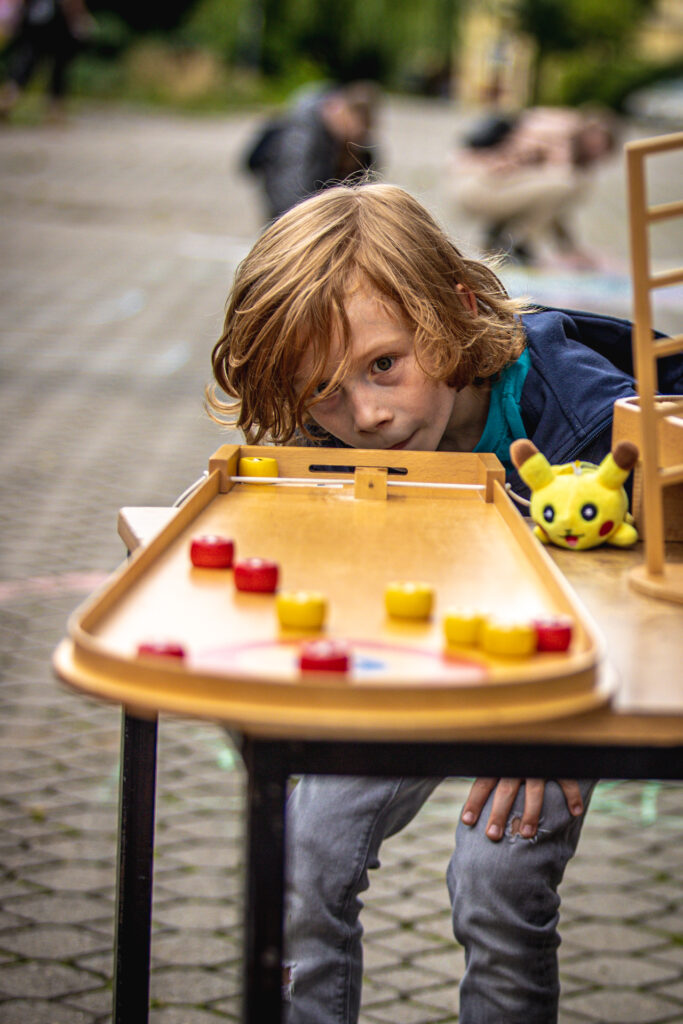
left=0, top=95, right=682, bottom=1023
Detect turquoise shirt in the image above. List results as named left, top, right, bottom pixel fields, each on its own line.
left=473, top=348, right=531, bottom=471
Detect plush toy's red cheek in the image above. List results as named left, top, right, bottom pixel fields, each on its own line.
left=599, top=520, right=614, bottom=537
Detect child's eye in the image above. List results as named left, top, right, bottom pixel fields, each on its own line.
left=313, top=380, right=338, bottom=398
left=372, top=356, right=394, bottom=373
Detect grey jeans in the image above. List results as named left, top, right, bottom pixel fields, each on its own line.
left=284, top=775, right=594, bottom=1024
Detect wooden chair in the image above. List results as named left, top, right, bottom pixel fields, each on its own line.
left=625, top=131, right=683, bottom=603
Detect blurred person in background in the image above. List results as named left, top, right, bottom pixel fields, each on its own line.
left=242, top=80, right=381, bottom=221
left=0, top=0, right=94, bottom=121
left=449, top=106, right=618, bottom=268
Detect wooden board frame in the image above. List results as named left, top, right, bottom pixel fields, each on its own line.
left=54, top=445, right=610, bottom=739
left=613, top=395, right=683, bottom=544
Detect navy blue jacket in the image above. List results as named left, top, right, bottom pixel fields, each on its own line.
left=304, top=307, right=683, bottom=498
left=511, top=307, right=682, bottom=497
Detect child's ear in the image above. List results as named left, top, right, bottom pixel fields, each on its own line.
left=455, top=283, right=477, bottom=315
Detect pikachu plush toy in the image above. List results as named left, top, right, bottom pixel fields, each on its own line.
left=510, top=439, right=639, bottom=551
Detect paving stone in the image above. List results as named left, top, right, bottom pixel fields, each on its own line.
left=561, top=953, right=680, bottom=988
left=150, top=966, right=240, bottom=1003
left=152, top=871, right=243, bottom=901
left=361, top=905, right=400, bottom=934
left=73, top=950, right=116, bottom=976
left=0, top=999, right=93, bottom=1023
left=567, top=851, right=655, bottom=885
left=652, top=946, right=683, bottom=970
left=413, top=912, right=457, bottom=943
left=0, top=844, right=60, bottom=871
left=557, top=975, right=593, bottom=998
left=567, top=888, right=670, bottom=920
left=153, top=900, right=240, bottom=931
left=0, top=924, right=109, bottom=960
left=151, top=931, right=239, bottom=968
left=28, top=836, right=118, bottom=861
left=0, top=960, right=103, bottom=998
left=149, top=1007, right=235, bottom=1023
left=362, top=997, right=455, bottom=1023
left=561, top=986, right=683, bottom=1023
left=649, top=913, right=683, bottom=940
left=35, top=802, right=118, bottom=835
left=403, top=887, right=450, bottom=913
left=561, top=921, right=668, bottom=955
left=380, top=922, right=456, bottom=958
left=63, top=987, right=114, bottom=1016
left=655, top=978, right=683, bottom=1004
left=0, top=909, right=26, bottom=930
left=557, top=1009, right=590, bottom=1023
left=18, top=863, right=115, bottom=893
left=363, top=942, right=404, bottom=973
left=203, top=1003, right=241, bottom=1022
left=383, top=963, right=448, bottom=995
left=158, top=842, right=242, bottom=871
left=642, top=845, right=683, bottom=874
left=409, top=985, right=460, bottom=1015
left=0, top=878, right=45, bottom=900
left=637, top=878, right=683, bottom=905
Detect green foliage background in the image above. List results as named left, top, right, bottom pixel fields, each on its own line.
left=180, top=0, right=459, bottom=88
left=9, top=0, right=679, bottom=112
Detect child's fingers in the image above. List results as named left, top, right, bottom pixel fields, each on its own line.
left=485, top=778, right=522, bottom=841
left=519, top=778, right=545, bottom=838
left=462, top=779, right=585, bottom=843
left=460, top=777, right=498, bottom=827
left=558, top=779, right=584, bottom=816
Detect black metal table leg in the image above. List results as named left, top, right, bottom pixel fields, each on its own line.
left=113, top=710, right=159, bottom=1024
left=108, top=708, right=683, bottom=1024
left=241, top=737, right=288, bottom=1024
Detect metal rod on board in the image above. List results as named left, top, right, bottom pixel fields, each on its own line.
left=229, top=475, right=485, bottom=490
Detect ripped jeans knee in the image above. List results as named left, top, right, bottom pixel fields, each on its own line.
left=447, top=780, right=595, bottom=1023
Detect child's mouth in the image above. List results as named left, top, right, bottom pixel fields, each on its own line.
left=388, top=433, right=415, bottom=450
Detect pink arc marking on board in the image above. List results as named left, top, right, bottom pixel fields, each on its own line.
left=194, top=636, right=488, bottom=682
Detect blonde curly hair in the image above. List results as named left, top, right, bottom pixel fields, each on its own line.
left=208, top=181, right=529, bottom=443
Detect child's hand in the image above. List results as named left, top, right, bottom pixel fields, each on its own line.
left=461, top=778, right=584, bottom=841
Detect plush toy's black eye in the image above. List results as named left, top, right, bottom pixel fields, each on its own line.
left=543, top=505, right=555, bottom=523
left=581, top=503, right=598, bottom=521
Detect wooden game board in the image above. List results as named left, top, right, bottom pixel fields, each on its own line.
left=54, top=445, right=611, bottom=738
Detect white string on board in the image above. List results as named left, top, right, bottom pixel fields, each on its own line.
left=229, top=475, right=486, bottom=491
left=174, top=472, right=530, bottom=504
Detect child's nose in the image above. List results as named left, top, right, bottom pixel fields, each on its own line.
left=350, top=390, right=392, bottom=433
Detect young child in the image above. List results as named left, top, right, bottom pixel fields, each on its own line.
left=208, top=182, right=682, bottom=1023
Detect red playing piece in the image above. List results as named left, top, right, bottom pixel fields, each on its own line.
left=190, top=535, right=235, bottom=569
left=299, top=639, right=351, bottom=673
left=533, top=616, right=573, bottom=652
left=137, top=641, right=186, bottom=659
left=234, top=557, right=279, bottom=593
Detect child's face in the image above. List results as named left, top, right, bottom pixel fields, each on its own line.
left=297, top=286, right=466, bottom=453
